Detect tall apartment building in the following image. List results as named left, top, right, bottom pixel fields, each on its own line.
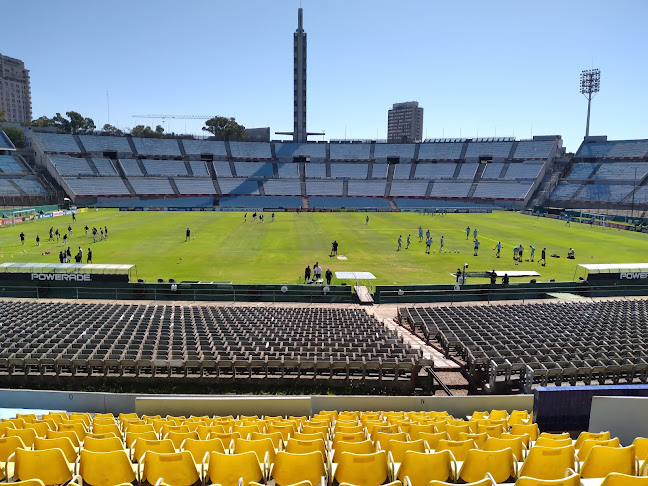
left=0, top=54, right=32, bottom=123
left=387, top=101, right=423, bottom=143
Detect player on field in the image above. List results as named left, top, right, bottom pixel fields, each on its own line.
left=426, top=237, right=432, bottom=254
left=496, top=241, right=502, bottom=258
left=530, top=246, right=535, bottom=261
left=473, top=228, right=478, bottom=241
left=439, top=235, right=444, bottom=252
left=406, top=234, right=411, bottom=249
left=418, top=226, right=423, bottom=242
left=466, top=226, right=470, bottom=239
left=426, top=229, right=431, bottom=240
left=397, top=235, right=402, bottom=251
left=473, top=239, right=480, bottom=256
left=366, top=215, right=369, bottom=225
left=539, top=247, right=546, bottom=266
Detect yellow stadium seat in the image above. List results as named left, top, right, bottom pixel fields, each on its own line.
left=13, top=448, right=74, bottom=486
left=84, top=436, right=126, bottom=453
left=233, top=438, right=276, bottom=481
left=383, top=439, right=426, bottom=463
left=33, top=436, right=77, bottom=463
left=418, top=431, right=449, bottom=451
left=77, top=449, right=137, bottom=486
left=458, top=448, right=517, bottom=484
left=396, top=450, right=455, bottom=486
left=132, top=438, right=175, bottom=463
left=436, top=439, right=476, bottom=462
left=484, top=436, right=526, bottom=461
left=577, top=437, right=620, bottom=461
left=333, top=451, right=388, bottom=486
left=141, top=451, right=199, bottom=486
left=580, top=445, right=637, bottom=479
left=205, top=451, right=264, bottom=486
left=574, top=431, right=611, bottom=450
left=45, top=430, right=80, bottom=448
left=458, top=432, right=489, bottom=449
left=518, top=445, right=576, bottom=481
left=332, top=440, right=375, bottom=463
left=514, top=470, right=581, bottom=486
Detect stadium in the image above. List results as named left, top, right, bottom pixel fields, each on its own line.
left=0, top=3, right=647, bottom=485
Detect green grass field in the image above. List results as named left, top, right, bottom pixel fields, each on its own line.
left=0, top=209, right=645, bottom=285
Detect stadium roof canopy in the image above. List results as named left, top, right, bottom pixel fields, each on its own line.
left=0, top=262, right=136, bottom=278
left=579, top=263, right=648, bottom=274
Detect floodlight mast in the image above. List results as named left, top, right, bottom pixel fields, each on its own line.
left=580, top=69, right=600, bottom=138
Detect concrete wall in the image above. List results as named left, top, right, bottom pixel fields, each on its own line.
left=0, top=388, right=533, bottom=417
left=589, top=396, right=648, bottom=445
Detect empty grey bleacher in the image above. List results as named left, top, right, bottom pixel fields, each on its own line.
left=504, top=162, right=544, bottom=180
left=347, top=181, right=386, bottom=196
left=276, top=163, right=299, bottom=179
left=0, top=131, right=13, bottom=149
left=49, top=155, right=94, bottom=176
left=119, top=159, right=144, bottom=176
left=309, top=197, right=391, bottom=209
left=305, top=180, right=343, bottom=196
left=189, top=161, right=209, bottom=177
left=183, top=139, right=228, bottom=157
left=263, top=180, right=301, bottom=196
left=128, top=178, right=175, bottom=195
left=592, top=162, right=648, bottom=180
left=401, top=299, right=648, bottom=391
left=629, top=186, right=648, bottom=204
left=34, top=133, right=80, bottom=153
left=576, top=140, right=648, bottom=158
left=142, top=160, right=187, bottom=177
left=0, top=156, right=23, bottom=173
left=567, top=163, right=598, bottom=179
left=414, top=163, right=456, bottom=180
left=417, top=142, right=463, bottom=160
left=233, top=162, right=274, bottom=178
left=550, top=182, right=582, bottom=200
left=132, top=138, right=181, bottom=156
left=330, top=163, right=368, bottom=179
left=275, top=143, right=326, bottom=160
left=473, top=182, right=533, bottom=200
left=218, top=178, right=260, bottom=195
left=0, top=179, right=20, bottom=196
left=212, top=161, right=233, bottom=178
left=457, top=164, right=478, bottom=179
left=0, top=301, right=424, bottom=383
left=219, top=196, right=301, bottom=208
left=373, top=143, right=416, bottom=162
left=389, top=181, right=428, bottom=197
left=78, top=135, right=132, bottom=153
left=329, top=143, right=371, bottom=160
left=305, top=163, right=327, bottom=179
left=481, top=163, right=505, bottom=180
left=464, top=141, right=513, bottom=160
left=573, top=184, right=633, bottom=202
left=64, top=178, right=128, bottom=196
left=91, top=158, right=118, bottom=176
left=13, top=177, right=48, bottom=196
left=393, top=164, right=413, bottom=180
left=429, top=182, right=472, bottom=198
left=371, top=164, right=388, bottom=179
left=513, top=140, right=555, bottom=159
left=229, top=142, right=272, bottom=159
left=174, top=179, right=216, bottom=195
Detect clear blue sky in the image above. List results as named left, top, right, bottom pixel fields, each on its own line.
left=2, top=0, right=646, bottom=152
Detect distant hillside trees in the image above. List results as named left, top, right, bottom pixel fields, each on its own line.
left=30, top=111, right=96, bottom=134
left=202, top=116, right=246, bottom=140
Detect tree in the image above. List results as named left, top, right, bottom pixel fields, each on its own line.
left=2, top=126, right=25, bottom=148
left=0, top=109, right=6, bottom=122
left=31, top=115, right=57, bottom=128
left=202, top=116, right=246, bottom=140
left=101, top=124, right=123, bottom=136
left=130, top=124, right=164, bottom=138
left=30, top=112, right=95, bottom=134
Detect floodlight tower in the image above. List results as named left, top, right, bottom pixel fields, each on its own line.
left=580, top=68, right=600, bottom=138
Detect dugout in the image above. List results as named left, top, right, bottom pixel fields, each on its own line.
left=577, top=263, right=648, bottom=284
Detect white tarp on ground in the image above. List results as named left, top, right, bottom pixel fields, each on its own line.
left=335, top=271, right=376, bottom=280
left=579, top=263, right=648, bottom=274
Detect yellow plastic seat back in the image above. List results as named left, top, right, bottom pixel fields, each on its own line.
left=182, top=438, right=226, bottom=464
left=396, top=450, right=454, bottom=486
left=459, top=448, right=516, bottom=483
left=436, top=439, right=477, bottom=462
left=333, top=451, right=388, bottom=486
left=78, top=449, right=136, bottom=486
left=332, top=440, right=374, bottom=463
left=484, top=436, right=526, bottom=461
left=0, top=436, right=27, bottom=462
left=445, top=423, right=471, bottom=441
left=418, top=431, right=449, bottom=451
left=45, top=430, right=80, bottom=448
left=285, top=438, right=327, bottom=458
left=4, top=480, right=47, bottom=486
left=83, top=436, right=125, bottom=453
left=14, top=448, right=73, bottom=486
left=407, top=423, right=436, bottom=440
left=580, top=445, right=636, bottom=479
left=272, top=450, right=327, bottom=486
left=384, top=439, right=426, bottom=463
left=515, top=471, right=581, bottom=485
left=374, top=431, right=408, bottom=451
left=534, top=437, right=573, bottom=448
left=518, top=445, right=576, bottom=481
left=574, top=431, right=611, bottom=450
left=233, top=437, right=276, bottom=466
left=142, top=451, right=199, bottom=486
left=132, top=438, right=175, bottom=463
left=33, top=436, right=77, bottom=463
left=458, top=432, right=489, bottom=449
left=6, top=429, right=37, bottom=448
left=599, top=473, right=648, bottom=485
left=577, top=437, right=620, bottom=461
left=206, top=451, right=264, bottom=486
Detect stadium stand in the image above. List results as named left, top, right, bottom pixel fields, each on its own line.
left=389, top=181, right=428, bottom=197
left=132, top=138, right=181, bottom=156
left=34, top=133, right=81, bottom=153
left=305, top=163, right=327, bottom=179
left=142, top=160, right=187, bottom=177
left=414, top=163, right=456, bottom=180
left=48, top=155, right=94, bottom=176
left=189, top=160, right=210, bottom=177
left=576, top=139, right=648, bottom=158
left=513, top=140, right=555, bottom=159
left=263, top=180, right=301, bottom=196
left=0, top=130, right=14, bottom=149
left=393, top=164, right=413, bottom=180
left=0, top=155, right=24, bottom=173
left=118, top=159, right=144, bottom=177
left=182, top=139, right=228, bottom=157
left=64, top=178, right=129, bottom=196
left=473, top=182, right=534, bottom=200
left=14, top=177, right=48, bottom=196
left=275, top=142, right=326, bottom=160
left=212, top=161, right=233, bottom=178
left=0, top=179, right=20, bottom=195
left=504, top=162, right=544, bottom=180
left=481, top=163, right=505, bottom=180
left=234, top=162, right=274, bottom=178
left=229, top=141, right=272, bottom=159
left=429, top=182, right=472, bottom=198
left=90, top=158, right=118, bottom=176
left=305, top=180, right=343, bottom=196
left=276, top=162, right=299, bottom=179
left=78, top=135, right=132, bottom=153
left=347, top=180, right=386, bottom=196
left=218, top=195, right=302, bottom=208
left=593, top=162, right=648, bottom=180
left=373, top=143, right=416, bottom=162
left=573, top=184, right=633, bottom=202
left=330, top=163, right=368, bottom=179
left=400, top=299, right=648, bottom=392
left=309, top=196, right=391, bottom=209
left=417, top=142, right=463, bottom=160
left=128, top=178, right=176, bottom=195
left=550, top=182, right=582, bottom=201
left=457, top=163, right=478, bottom=179
left=329, top=143, right=371, bottom=160
left=464, top=141, right=513, bottom=161
left=218, top=179, right=260, bottom=195
left=566, top=163, right=599, bottom=179
left=371, top=163, right=388, bottom=179
left=393, top=198, right=499, bottom=209
left=174, top=179, right=217, bottom=195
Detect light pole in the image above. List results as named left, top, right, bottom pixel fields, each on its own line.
left=580, top=69, right=600, bottom=138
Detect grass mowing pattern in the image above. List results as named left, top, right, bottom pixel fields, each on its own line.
left=0, top=209, right=645, bottom=285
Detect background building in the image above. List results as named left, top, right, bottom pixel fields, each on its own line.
left=293, top=8, right=307, bottom=143
left=387, top=101, right=423, bottom=143
left=0, top=54, right=32, bottom=123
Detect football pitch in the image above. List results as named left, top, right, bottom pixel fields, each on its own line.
left=0, top=209, right=645, bottom=285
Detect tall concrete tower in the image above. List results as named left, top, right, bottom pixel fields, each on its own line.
left=293, top=8, right=307, bottom=143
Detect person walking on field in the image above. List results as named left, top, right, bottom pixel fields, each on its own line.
left=304, top=265, right=311, bottom=283
left=406, top=234, right=411, bottom=249
left=397, top=235, right=402, bottom=251
left=185, top=228, right=191, bottom=242
left=325, top=268, right=332, bottom=285
left=466, top=226, right=470, bottom=239
left=539, top=247, right=546, bottom=266
left=474, top=238, right=480, bottom=256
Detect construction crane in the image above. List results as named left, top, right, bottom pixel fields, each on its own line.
left=132, top=115, right=214, bottom=120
